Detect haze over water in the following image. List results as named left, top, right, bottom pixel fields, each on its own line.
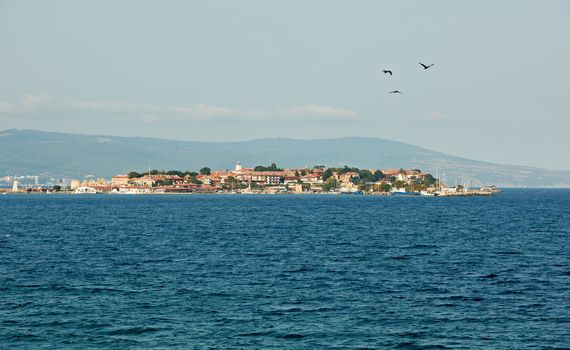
left=2, top=190, right=569, bottom=349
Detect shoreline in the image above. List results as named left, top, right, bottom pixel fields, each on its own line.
left=1, top=190, right=499, bottom=197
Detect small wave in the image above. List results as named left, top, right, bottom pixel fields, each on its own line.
left=237, top=331, right=272, bottom=337
left=264, top=311, right=284, bottom=316
left=244, top=252, right=272, bottom=257
left=247, top=281, right=268, bottom=285
left=393, top=341, right=419, bottom=349
left=481, top=273, right=498, bottom=279
left=442, top=295, right=483, bottom=302
left=404, top=244, right=437, bottom=249
left=494, top=251, right=523, bottom=255
left=176, top=288, right=197, bottom=294
left=266, top=307, right=302, bottom=313
left=284, top=267, right=313, bottom=273
left=282, top=333, right=304, bottom=339
left=91, top=287, right=121, bottom=293
left=307, top=306, right=336, bottom=312
left=283, top=307, right=303, bottom=312
left=207, top=291, right=232, bottom=297
left=237, top=332, right=262, bottom=337
left=107, top=327, right=159, bottom=336
left=391, top=255, right=412, bottom=260
left=398, top=331, right=426, bottom=338
left=436, top=303, right=457, bottom=307
left=6, top=333, right=41, bottom=341
left=501, top=290, right=524, bottom=295
left=8, top=301, right=32, bottom=309
left=393, top=342, right=450, bottom=349
left=142, top=258, right=174, bottom=263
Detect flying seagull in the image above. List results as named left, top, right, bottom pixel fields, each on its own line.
left=389, top=90, right=402, bottom=94
left=381, top=69, right=393, bottom=75
left=419, top=62, right=434, bottom=70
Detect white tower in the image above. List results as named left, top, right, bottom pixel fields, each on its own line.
left=235, top=161, right=242, bottom=172
left=12, top=177, right=19, bottom=192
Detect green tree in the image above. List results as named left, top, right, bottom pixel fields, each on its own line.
left=154, top=179, right=173, bottom=186
left=225, top=176, right=240, bottom=189
left=200, top=167, right=211, bottom=175
left=128, top=171, right=142, bottom=178
left=358, top=169, right=375, bottom=183
left=187, top=176, right=203, bottom=185
left=167, top=170, right=184, bottom=177
left=254, top=163, right=282, bottom=171
left=300, top=169, right=307, bottom=176
left=322, top=169, right=333, bottom=180
left=393, top=180, right=406, bottom=189
left=373, top=170, right=384, bottom=181
left=52, top=185, right=62, bottom=192
left=322, top=178, right=338, bottom=192
left=342, top=166, right=360, bottom=174
left=422, top=174, right=436, bottom=186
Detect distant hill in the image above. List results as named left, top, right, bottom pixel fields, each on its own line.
left=1, top=129, right=569, bottom=187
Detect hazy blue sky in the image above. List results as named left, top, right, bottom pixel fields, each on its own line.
left=1, top=1, right=569, bottom=169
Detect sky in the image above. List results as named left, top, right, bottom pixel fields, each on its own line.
left=1, top=1, right=569, bottom=170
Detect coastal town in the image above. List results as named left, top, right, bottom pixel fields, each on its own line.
left=4, top=162, right=499, bottom=196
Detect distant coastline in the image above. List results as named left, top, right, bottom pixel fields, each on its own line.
left=4, top=163, right=499, bottom=197
left=2, top=129, right=570, bottom=188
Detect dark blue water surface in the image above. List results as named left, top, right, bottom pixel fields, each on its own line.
left=1, top=189, right=569, bottom=349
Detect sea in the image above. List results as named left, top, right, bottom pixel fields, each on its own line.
left=1, top=189, right=569, bottom=349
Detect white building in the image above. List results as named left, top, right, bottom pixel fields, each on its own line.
left=12, top=178, right=19, bottom=192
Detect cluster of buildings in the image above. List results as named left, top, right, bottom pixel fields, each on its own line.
left=79, top=162, right=435, bottom=194
left=2, top=162, right=498, bottom=196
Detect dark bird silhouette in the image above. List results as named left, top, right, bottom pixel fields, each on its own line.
left=389, top=90, right=402, bottom=94
left=382, top=69, right=393, bottom=75
left=419, top=62, right=434, bottom=70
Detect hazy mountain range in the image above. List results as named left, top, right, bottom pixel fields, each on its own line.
left=1, top=129, right=569, bottom=187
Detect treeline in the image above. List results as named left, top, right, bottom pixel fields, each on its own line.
left=253, top=163, right=283, bottom=172
left=321, top=166, right=436, bottom=192
left=128, top=167, right=212, bottom=179
left=323, top=166, right=385, bottom=183
left=322, top=167, right=385, bottom=192
left=127, top=168, right=212, bottom=186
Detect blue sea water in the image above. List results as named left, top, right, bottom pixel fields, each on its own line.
left=1, top=189, right=569, bottom=349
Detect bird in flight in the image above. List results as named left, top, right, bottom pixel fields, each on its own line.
left=419, top=62, right=434, bottom=70
left=381, top=69, right=393, bottom=75
left=389, top=90, right=402, bottom=94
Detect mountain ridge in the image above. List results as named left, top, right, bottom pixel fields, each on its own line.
left=1, top=129, right=569, bottom=187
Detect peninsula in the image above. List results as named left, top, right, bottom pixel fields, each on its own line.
left=6, top=162, right=499, bottom=196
